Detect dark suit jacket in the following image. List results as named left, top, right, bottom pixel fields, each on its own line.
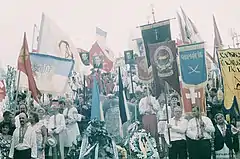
left=214, top=124, right=234, bottom=151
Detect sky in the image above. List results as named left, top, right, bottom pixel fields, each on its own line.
left=0, top=0, right=240, bottom=67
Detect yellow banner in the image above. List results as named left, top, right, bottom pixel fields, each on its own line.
left=218, top=49, right=240, bottom=109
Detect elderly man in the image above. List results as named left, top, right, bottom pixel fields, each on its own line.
left=165, top=106, right=188, bottom=159
left=9, top=112, right=37, bottom=159
left=186, top=106, right=215, bottom=159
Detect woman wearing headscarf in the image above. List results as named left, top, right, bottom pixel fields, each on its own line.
left=214, top=113, right=240, bottom=159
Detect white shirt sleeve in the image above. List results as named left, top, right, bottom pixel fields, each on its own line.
left=186, top=119, right=197, bottom=140
left=55, top=115, right=66, bottom=134
left=31, top=130, right=37, bottom=158
left=203, top=117, right=215, bottom=133
left=138, top=98, right=145, bottom=115
left=171, top=119, right=188, bottom=134
left=15, top=115, right=20, bottom=128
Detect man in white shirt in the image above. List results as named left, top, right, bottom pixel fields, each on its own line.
left=9, top=112, right=37, bottom=159
left=48, top=104, right=66, bottom=159
left=186, top=106, right=215, bottom=159
left=139, top=90, right=159, bottom=138
left=165, top=106, right=188, bottom=159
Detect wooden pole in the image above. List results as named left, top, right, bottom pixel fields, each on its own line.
left=164, top=82, right=171, bottom=146
left=129, top=64, right=135, bottom=96
left=83, top=75, right=86, bottom=104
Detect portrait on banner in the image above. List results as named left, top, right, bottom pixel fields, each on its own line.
left=124, top=50, right=134, bottom=64
left=79, top=52, right=90, bottom=66
left=93, top=55, right=103, bottom=69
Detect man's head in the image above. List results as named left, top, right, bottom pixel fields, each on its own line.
left=192, top=106, right=201, bottom=118
left=210, top=88, right=217, bottom=97
left=3, top=111, right=13, bottom=122
left=19, top=104, right=27, bottom=113
left=170, top=94, right=179, bottom=107
left=19, top=112, right=28, bottom=126
left=173, top=106, right=182, bottom=119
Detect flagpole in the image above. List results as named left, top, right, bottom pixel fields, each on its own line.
left=83, top=75, right=86, bottom=104
left=14, top=70, right=21, bottom=113
left=129, top=64, right=134, bottom=97
left=164, top=81, right=171, bottom=147
left=31, top=24, right=37, bottom=52
left=37, top=13, right=44, bottom=51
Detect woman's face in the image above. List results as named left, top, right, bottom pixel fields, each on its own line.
left=1, top=125, right=10, bottom=135
left=38, top=109, right=45, bottom=119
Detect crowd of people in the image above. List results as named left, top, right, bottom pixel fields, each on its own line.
left=0, top=69, right=239, bottom=159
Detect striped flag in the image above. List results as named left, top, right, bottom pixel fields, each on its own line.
left=96, top=27, right=107, bottom=38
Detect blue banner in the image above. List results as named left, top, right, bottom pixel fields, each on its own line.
left=179, top=42, right=207, bottom=86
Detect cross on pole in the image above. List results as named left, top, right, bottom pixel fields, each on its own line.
left=151, top=4, right=156, bottom=23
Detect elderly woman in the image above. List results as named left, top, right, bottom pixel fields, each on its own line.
left=214, top=113, right=240, bottom=159
left=29, top=112, right=47, bottom=159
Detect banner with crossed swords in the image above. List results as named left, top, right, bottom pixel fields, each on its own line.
left=178, top=42, right=207, bottom=86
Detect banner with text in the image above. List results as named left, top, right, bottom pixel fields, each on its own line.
left=218, top=48, right=240, bottom=109
left=178, top=42, right=207, bottom=86
left=20, top=53, right=74, bottom=94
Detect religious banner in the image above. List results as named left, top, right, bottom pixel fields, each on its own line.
left=148, top=40, right=181, bottom=94
left=124, top=50, right=134, bottom=64
left=79, top=52, right=90, bottom=66
left=136, top=38, right=145, bottom=56
left=140, top=19, right=171, bottom=67
left=136, top=56, right=153, bottom=83
left=178, top=42, right=207, bottom=86
left=218, top=48, right=240, bottom=109
left=180, top=82, right=206, bottom=113
left=89, top=42, right=113, bottom=72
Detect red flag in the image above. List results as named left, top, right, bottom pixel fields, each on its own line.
left=17, top=32, right=41, bottom=102
left=180, top=82, right=206, bottom=113
left=0, top=80, right=6, bottom=102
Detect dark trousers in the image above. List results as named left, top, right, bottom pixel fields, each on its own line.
left=187, top=138, right=211, bottom=159
left=14, top=148, right=31, bottom=159
left=169, top=140, right=187, bottom=159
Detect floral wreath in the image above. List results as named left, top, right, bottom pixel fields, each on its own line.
left=129, top=129, right=158, bottom=159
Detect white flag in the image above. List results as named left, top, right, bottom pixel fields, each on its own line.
left=37, top=13, right=84, bottom=73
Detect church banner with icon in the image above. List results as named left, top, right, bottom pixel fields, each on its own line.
left=148, top=40, right=180, bottom=94
left=124, top=50, right=134, bottom=64
left=136, top=56, right=153, bottom=83
left=180, top=82, right=206, bottom=113
left=218, top=48, right=240, bottom=110
left=178, top=42, right=207, bottom=87
left=79, top=52, right=90, bottom=66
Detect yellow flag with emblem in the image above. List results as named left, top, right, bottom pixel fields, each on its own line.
left=218, top=48, right=240, bottom=109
